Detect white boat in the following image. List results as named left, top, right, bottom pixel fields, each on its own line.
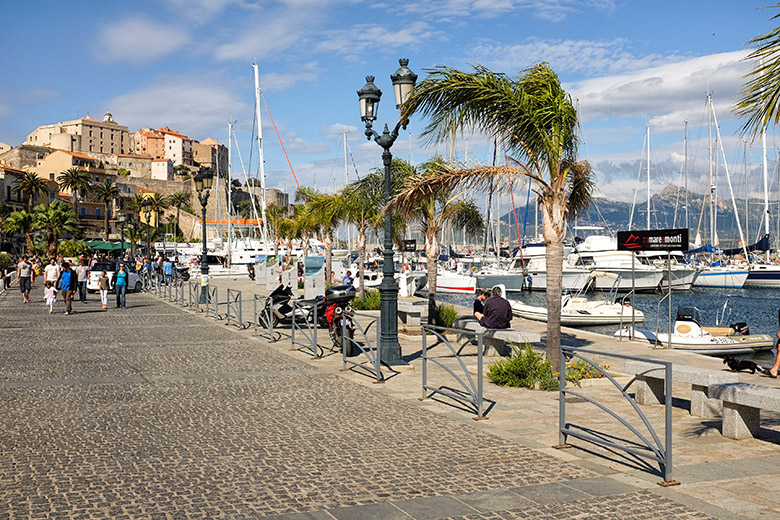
left=569, top=235, right=664, bottom=292
left=614, top=306, right=773, bottom=356
left=692, top=264, right=748, bottom=288
left=436, top=268, right=476, bottom=294
left=745, top=262, right=780, bottom=288
left=638, top=251, right=700, bottom=290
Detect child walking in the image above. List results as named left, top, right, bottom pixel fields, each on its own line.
left=98, top=270, right=110, bottom=310
left=44, top=280, right=57, bottom=314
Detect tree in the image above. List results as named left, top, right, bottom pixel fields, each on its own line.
left=0, top=201, right=11, bottom=249
left=147, top=193, right=170, bottom=233
left=92, top=179, right=120, bottom=240
left=735, top=6, right=780, bottom=135
left=388, top=156, right=484, bottom=323
left=4, top=210, right=36, bottom=252
left=305, top=191, right=346, bottom=284
left=33, top=201, right=80, bottom=257
left=265, top=203, right=288, bottom=257
left=292, top=190, right=322, bottom=274
left=58, top=166, right=91, bottom=220
left=342, top=174, right=386, bottom=298
left=404, top=63, right=594, bottom=369
left=12, top=171, right=49, bottom=212
left=168, top=191, right=191, bottom=238
left=127, top=193, right=147, bottom=212
left=126, top=220, right=144, bottom=256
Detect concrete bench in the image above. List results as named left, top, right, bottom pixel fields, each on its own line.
left=709, top=383, right=780, bottom=439
left=453, top=317, right=541, bottom=356
left=398, top=303, right=423, bottom=327
left=624, top=360, right=738, bottom=417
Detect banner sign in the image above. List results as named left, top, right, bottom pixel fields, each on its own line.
left=402, top=239, right=416, bottom=252
left=617, top=228, right=688, bottom=252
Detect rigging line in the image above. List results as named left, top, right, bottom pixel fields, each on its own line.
left=501, top=139, right=523, bottom=248
left=261, top=94, right=302, bottom=195
left=346, top=141, right=362, bottom=181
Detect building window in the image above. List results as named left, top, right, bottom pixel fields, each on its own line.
left=96, top=208, right=101, bottom=218
left=49, top=173, right=54, bottom=180
left=50, top=192, right=55, bottom=202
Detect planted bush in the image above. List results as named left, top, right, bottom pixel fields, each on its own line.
left=351, top=289, right=381, bottom=310
left=434, top=303, right=459, bottom=328
left=487, top=344, right=558, bottom=391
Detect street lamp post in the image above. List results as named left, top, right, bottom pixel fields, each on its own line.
left=142, top=200, right=152, bottom=257
left=194, top=170, right=214, bottom=304
left=118, top=213, right=126, bottom=257
left=357, top=58, right=417, bottom=366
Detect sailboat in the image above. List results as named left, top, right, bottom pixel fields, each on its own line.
left=692, top=94, right=749, bottom=289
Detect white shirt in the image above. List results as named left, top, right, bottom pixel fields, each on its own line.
left=44, top=264, right=60, bottom=281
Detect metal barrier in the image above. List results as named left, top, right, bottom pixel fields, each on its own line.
left=253, top=294, right=280, bottom=342
left=557, top=346, right=675, bottom=484
left=141, top=272, right=152, bottom=291
left=205, top=286, right=221, bottom=318
left=174, top=277, right=186, bottom=305
left=163, top=278, right=173, bottom=300
left=0, top=271, right=18, bottom=294
left=291, top=300, right=321, bottom=357
left=341, top=311, right=383, bottom=382
left=189, top=281, right=201, bottom=311
left=420, top=324, right=485, bottom=419
left=225, top=289, right=248, bottom=329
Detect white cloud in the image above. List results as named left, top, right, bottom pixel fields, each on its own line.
left=94, top=17, right=190, bottom=66
left=568, top=50, right=750, bottom=128
left=104, top=76, right=249, bottom=139
left=468, top=38, right=685, bottom=77
left=323, top=123, right=359, bottom=141
left=395, top=0, right=616, bottom=21
left=259, top=63, right=321, bottom=91
left=316, top=22, right=440, bottom=58
left=213, top=11, right=313, bottom=61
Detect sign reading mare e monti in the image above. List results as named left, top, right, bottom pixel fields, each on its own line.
left=616, top=228, right=689, bottom=252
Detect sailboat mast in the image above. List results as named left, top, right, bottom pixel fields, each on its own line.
left=253, top=63, right=269, bottom=245
left=708, top=94, right=715, bottom=248
left=762, top=130, right=771, bottom=261
left=646, top=124, right=651, bottom=229
left=684, top=121, right=688, bottom=231
left=344, top=132, right=350, bottom=252
left=745, top=140, right=749, bottom=245
left=227, top=121, right=233, bottom=260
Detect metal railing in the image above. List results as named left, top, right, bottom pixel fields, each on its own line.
left=420, top=324, right=485, bottom=419
left=205, top=286, right=221, bottom=318
left=188, top=281, right=201, bottom=311
left=0, top=271, right=18, bottom=293
left=174, top=277, right=186, bottom=306
left=557, top=346, right=674, bottom=483
left=341, top=310, right=383, bottom=382
left=253, top=294, right=280, bottom=342
left=616, top=289, right=638, bottom=340
left=225, top=289, right=248, bottom=329
left=291, top=300, right=321, bottom=357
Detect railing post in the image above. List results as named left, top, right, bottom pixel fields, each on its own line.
left=664, top=361, right=673, bottom=482
left=559, top=345, right=567, bottom=446
left=421, top=326, right=428, bottom=400
left=476, top=330, right=484, bottom=419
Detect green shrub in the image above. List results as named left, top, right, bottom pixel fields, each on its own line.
left=565, top=357, right=611, bottom=387
left=487, top=344, right=558, bottom=391
left=351, top=289, right=381, bottom=310
left=0, top=252, right=13, bottom=271
left=58, top=240, right=92, bottom=258
left=434, top=303, right=459, bottom=328
left=297, top=280, right=304, bottom=290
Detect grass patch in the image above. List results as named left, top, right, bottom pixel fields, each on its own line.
left=351, top=289, right=381, bottom=310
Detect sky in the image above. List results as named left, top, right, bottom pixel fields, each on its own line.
left=1, top=0, right=778, bottom=208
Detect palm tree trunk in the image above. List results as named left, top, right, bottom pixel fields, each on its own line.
left=323, top=229, right=333, bottom=284
left=25, top=232, right=33, bottom=252
left=104, top=204, right=110, bottom=241
left=542, top=194, right=567, bottom=373
left=426, top=231, right=439, bottom=325
left=302, top=232, right=310, bottom=280
left=357, top=225, right=367, bottom=298
left=176, top=206, right=181, bottom=238
left=48, top=233, right=57, bottom=257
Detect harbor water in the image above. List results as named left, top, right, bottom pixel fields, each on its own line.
left=434, top=286, right=780, bottom=365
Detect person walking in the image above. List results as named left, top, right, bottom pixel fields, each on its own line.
left=56, top=261, right=76, bottom=315
left=44, top=280, right=57, bottom=314
left=16, top=255, right=33, bottom=303
left=112, top=263, right=128, bottom=309
left=76, top=259, right=89, bottom=303
left=98, top=270, right=110, bottom=310
left=163, top=257, right=174, bottom=286
left=44, top=259, right=60, bottom=286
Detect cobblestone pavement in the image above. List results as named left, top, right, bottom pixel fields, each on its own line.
left=0, top=286, right=717, bottom=519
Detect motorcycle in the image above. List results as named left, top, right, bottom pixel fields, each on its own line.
left=247, top=263, right=255, bottom=281
left=260, top=284, right=313, bottom=326
left=176, top=266, right=190, bottom=281
left=323, top=285, right=357, bottom=355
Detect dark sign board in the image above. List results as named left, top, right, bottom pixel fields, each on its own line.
left=402, top=239, right=417, bottom=252
left=616, top=228, right=689, bottom=252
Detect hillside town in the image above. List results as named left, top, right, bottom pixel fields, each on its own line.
left=0, top=111, right=289, bottom=254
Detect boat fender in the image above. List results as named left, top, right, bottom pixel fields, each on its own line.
left=402, top=264, right=410, bottom=271
left=470, top=266, right=478, bottom=273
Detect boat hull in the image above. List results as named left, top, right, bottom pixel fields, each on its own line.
left=615, top=327, right=774, bottom=356
left=744, top=264, right=780, bottom=288
left=511, top=301, right=644, bottom=326
left=693, top=267, right=748, bottom=288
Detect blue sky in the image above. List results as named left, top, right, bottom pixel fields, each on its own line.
left=1, top=0, right=776, bottom=204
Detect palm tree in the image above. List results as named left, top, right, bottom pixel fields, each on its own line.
left=32, top=201, right=79, bottom=257
left=126, top=220, right=144, bottom=256
left=147, top=193, right=170, bottom=233
left=127, top=193, right=147, bottom=212
left=12, top=171, right=50, bottom=212
left=58, top=167, right=91, bottom=221
left=4, top=210, right=36, bottom=252
left=292, top=192, right=322, bottom=275
left=306, top=191, right=346, bottom=284
left=266, top=203, right=289, bottom=257
left=0, top=201, right=11, bottom=248
left=92, top=179, right=120, bottom=240
left=403, top=63, right=594, bottom=369
left=342, top=173, right=385, bottom=298
left=168, top=191, right=191, bottom=238
left=735, top=6, right=780, bottom=135
left=389, top=156, right=484, bottom=323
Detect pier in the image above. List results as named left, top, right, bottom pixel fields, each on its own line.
left=2, top=278, right=780, bottom=519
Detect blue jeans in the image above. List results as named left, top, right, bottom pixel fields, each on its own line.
left=78, top=281, right=87, bottom=301
left=116, top=284, right=127, bottom=308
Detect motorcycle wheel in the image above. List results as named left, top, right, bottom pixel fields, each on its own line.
left=180, top=272, right=190, bottom=281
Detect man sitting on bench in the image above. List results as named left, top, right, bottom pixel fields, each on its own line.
left=475, top=286, right=512, bottom=329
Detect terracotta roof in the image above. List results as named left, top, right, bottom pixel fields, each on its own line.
left=0, top=163, right=26, bottom=174
left=156, top=128, right=191, bottom=141
left=115, top=153, right=147, bottom=158
left=62, top=150, right=96, bottom=161
left=152, top=158, right=169, bottom=162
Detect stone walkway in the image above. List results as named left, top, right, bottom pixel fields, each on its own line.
left=0, top=282, right=768, bottom=519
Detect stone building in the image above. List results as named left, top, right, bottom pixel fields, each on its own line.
left=192, top=137, right=228, bottom=174
left=151, top=158, right=174, bottom=181
left=110, top=153, right=152, bottom=178
left=0, top=145, right=54, bottom=171
left=25, top=112, right=130, bottom=156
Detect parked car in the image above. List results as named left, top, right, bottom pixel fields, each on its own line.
left=86, top=261, right=142, bottom=293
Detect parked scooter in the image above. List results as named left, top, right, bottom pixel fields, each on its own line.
left=323, top=284, right=357, bottom=355
left=247, top=263, right=255, bottom=281
left=176, top=266, right=190, bottom=281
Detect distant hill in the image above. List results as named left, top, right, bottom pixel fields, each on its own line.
left=499, top=185, right=776, bottom=246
